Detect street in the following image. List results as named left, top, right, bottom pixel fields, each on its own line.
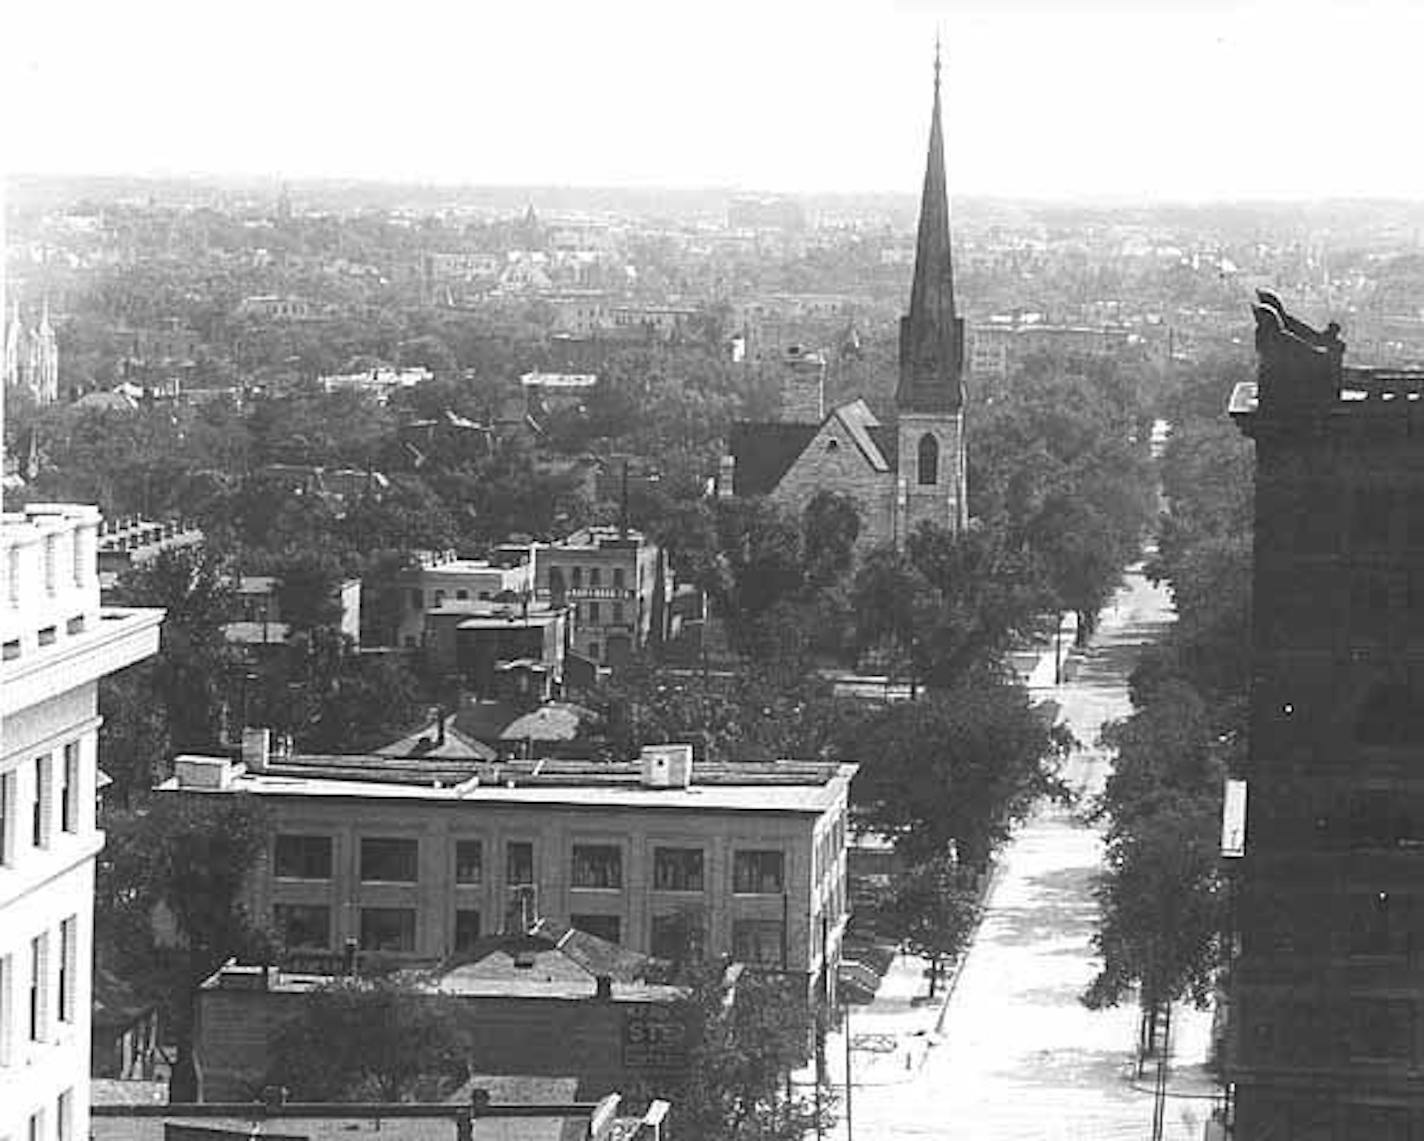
left=843, top=567, right=1220, bottom=1140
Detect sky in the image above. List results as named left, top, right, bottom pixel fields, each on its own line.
left=7, top=0, right=1424, bottom=202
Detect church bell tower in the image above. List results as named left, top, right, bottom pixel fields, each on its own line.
left=895, top=42, right=967, bottom=543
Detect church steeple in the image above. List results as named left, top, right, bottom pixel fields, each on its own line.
left=896, top=40, right=964, bottom=414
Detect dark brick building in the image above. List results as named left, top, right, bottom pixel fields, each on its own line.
left=1228, top=291, right=1424, bottom=1138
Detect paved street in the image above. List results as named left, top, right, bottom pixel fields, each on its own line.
left=839, top=568, right=1222, bottom=1140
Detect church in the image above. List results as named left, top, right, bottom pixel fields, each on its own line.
left=3, top=299, right=60, bottom=405
left=722, top=52, right=967, bottom=550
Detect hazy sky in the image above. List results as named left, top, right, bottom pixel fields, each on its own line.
left=7, top=0, right=1424, bottom=201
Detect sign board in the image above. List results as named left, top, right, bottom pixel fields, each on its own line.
left=623, top=1008, right=686, bottom=1071
left=1221, top=779, right=1247, bottom=858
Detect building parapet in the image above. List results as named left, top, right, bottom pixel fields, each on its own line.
left=1, top=504, right=102, bottom=651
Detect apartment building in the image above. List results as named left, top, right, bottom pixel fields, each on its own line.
left=0, top=504, right=163, bottom=1141
left=158, top=739, right=855, bottom=1005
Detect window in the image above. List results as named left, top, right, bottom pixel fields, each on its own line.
left=274, top=904, right=331, bottom=950
left=1351, top=488, right=1394, bottom=550
left=613, top=568, right=625, bottom=590
left=733, top=850, right=784, bottom=894
left=1350, top=891, right=1405, bottom=957
left=653, top=848, right=704, bottom=892
left=732, top=919, right=785, bottom=966
left=360, top=837, right=418, bottom=883
left=572, top=844, right=622, bottom=889
left=58, top=917, right=75, bottom=1025
left=0, top=954, right=10, bottom=1066
left=0, top=769, right=13, bottom=866
left=275, top=835, right=333, bottom=880
left=588, top=602, right=601, bottom=623
left=37, top=627, right=56, bottom=647
left=506, top=841, right=534, bottom=886
left=917, top=433, right=939, bottom=486
left=409, top=589, right=423, bottom=611
left=454, top=909, right=482, bottom=953
left=33, top=754, right=52, bottom=849
left=57, top=1090, right=73, bottom=1141
left=613, top=603, right=625, bottom=624
left=651, top=912, right=705, bottom=961
left=590, top=568, right=602, bottom=588
left=65, top=615, right=83, bottom=636
left=572, top=914, right=621, bottom=943
left=589, top=641, right=601, bottom=661
left=433, top=590, right=446, bottom=607
left=454, top=839, right=483, bottom=885
left=29, top=1111, right=43, bottom=1141
left=29, top=933, right=47, bottom=1042
left=60, top=743, right=79, bottom=835
left=359, top=908, right=416, bottom=953
left=456, top=589, right=469, bottom=601
left=572, top=567, right=583, bottom=589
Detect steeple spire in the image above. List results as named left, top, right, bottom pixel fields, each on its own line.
left=896, top=42, right=964, bottom=414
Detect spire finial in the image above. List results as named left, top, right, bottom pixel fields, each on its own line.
left=934, top=31, right=942, bottom=94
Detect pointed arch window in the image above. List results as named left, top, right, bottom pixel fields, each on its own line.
left=917, top=433, right=939, bottom=486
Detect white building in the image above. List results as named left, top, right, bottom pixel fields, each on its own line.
left=0, top=504, right=163, bottom=1141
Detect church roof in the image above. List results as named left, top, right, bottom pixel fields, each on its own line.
left=728, top=421, right=819, bottom=496
left=729, top=400, right=900, bottom=498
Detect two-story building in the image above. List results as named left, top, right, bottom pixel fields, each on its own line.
left=0, top=503, right=163, bottom=1141
left=158, top=739, right=854, bottom=1007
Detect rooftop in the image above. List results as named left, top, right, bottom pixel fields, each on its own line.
left=159, top=753, right=856, bottom=814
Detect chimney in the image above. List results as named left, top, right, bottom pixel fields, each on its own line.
left=594, top=974, right=613, bottom=1001
left=242, top=727, right=271, bottom=773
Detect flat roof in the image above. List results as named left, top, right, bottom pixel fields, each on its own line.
left=159, top=756, right=855, bottom=815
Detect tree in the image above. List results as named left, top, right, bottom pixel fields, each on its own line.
left=801, top=490, right=860, bottom=589
left=846, top=680, right=1071, bottom=869
left=661, top=965, right=832, bottom=1141
left=268, top=975, right=470, bottom=1102
left=873, top=854, right=980, bottom=996
left=111, top=546, right=237, bottom=752
left=1082, top=680, right=1228, bottom=1051
left=95, top=793, right=273, bottom=1102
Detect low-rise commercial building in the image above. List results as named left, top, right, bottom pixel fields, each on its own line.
left=535, top=528, right=669, bottom=667
left=158, top=740, right=854, bottom=1006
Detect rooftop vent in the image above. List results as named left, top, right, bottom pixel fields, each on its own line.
left=640, top=743, right=693, bottom=789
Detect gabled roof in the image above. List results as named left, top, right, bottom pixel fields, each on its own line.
left=728, top=421, right=818, bottom=497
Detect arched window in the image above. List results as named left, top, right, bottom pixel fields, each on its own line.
left=917, top=433, right=939, bottom=486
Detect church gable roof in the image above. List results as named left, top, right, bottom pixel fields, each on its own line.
left=729, top=421, right=819, bottom=496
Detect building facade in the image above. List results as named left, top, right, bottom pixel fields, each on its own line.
left=158, top=743, right=854, bottom=1006
left=535, top=528, right=669, bottom=667
left=724, top=53, right=966, bottom=547
left=0, top=504, right=163, bottom=1141
left=1228, top=291, right=1424, bottom=1137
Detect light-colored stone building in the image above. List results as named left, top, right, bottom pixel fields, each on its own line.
left=0, top=504, right=163, bottom=1141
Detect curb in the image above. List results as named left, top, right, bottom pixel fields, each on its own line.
left=932, top=856, right=1007, bottom=1037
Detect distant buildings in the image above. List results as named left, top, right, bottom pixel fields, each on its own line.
left=159, top=740, right=854, bottom=1007
left=237, top=295, right=314, bottom=320
left=319, top=365, right=432, bottom=404
left=727, top=195, right=806, bottom=233
left=0, top=503, right=164, bottom=1141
